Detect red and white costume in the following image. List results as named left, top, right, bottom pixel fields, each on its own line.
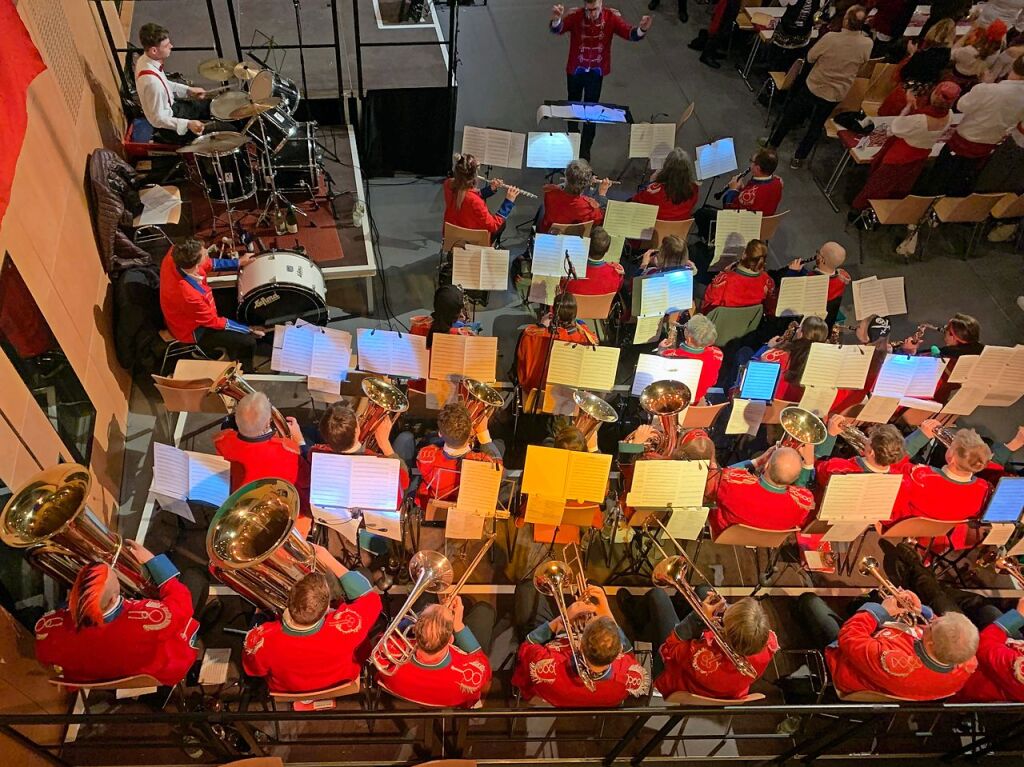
left=725, top=176, right=783, bottom=216
left=376, top=626, right=492, bottom=707
left=514, top=321, right=598, bottom=393
left=442, top=178, right=509, bottom=235
left=701, top=267, right=775, bottom=313
left=552, top=6, right=639, bottom=75
left=564, top=259, right=625, bottom=296
left=955, top=609, right=1024, bottom=702
left=539, top=186, right=605, bottom=233
left=658, top=343, right=724, bottom=402
left=709, top=467, right=815, bottom=538
left=414, top=442, right=502, bottom=509
left=214, top=429, right=302, bottom=492
left=886, top=465, right=989, bottom=548
left=631, top=182, right=699, bottom=221
left=756, top=347, right=802, bottom=402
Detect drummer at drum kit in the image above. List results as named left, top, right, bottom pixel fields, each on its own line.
left=135, top=23, right=210, bottom=144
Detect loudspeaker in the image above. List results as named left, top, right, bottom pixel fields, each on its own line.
left=361, top=86, right=456, bottom=177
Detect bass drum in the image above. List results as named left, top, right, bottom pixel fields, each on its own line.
left=237, top=250, right=328, bottom=326
left=271, top=123, right=324, bottom=194
left=249, top=69, right=301, bottom=115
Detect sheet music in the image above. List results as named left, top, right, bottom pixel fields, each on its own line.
left=461, top=126, right=526, bottom=168
left=634, top=314, right=662, bottom=344
left=536, top=104, right=577, bottom=122
left=880, top=277, right=907, bottom=316
left=309, top=375, right=342, bottom=395
left=695, top=138, right=738, bottom=180
left=464, top=336, right=500, bottom=382
left=712, top=209, right=762, bottom=263
left=605, top=233, right=626, bottom=264
left=739, top=360, right=780, bottom=401
left=626, top=460, right=708, bottom=508
left=798, top=386, right=837, bottom=417
left=946, top=355, right=978, bottom=384
left=363, top=510, right=402, bottom=541
left=527, top=132, right=580, bottom=168
left=982, top=477, right=1024, bottom=523
left=852, top=276, right=907, bottom=320
left=522, top=446, right=570, bottom=498
left=151, top=442, right=189, bottom=500
left=819, top=473, right=903, bottom=521
left=310, top=453, right=400, bottom=511
left=532, top=233, right=589, bottom=277
left=856, top=395, right=901, bottom=423
left=575, top=103, right=627, bottom=122
left=452, top=247, right=510, bottom=291
left=542, top=384, right=578, bottom=416
left=969, top=346, right=1014, bottom=386
left=445, top=508, right=487, bottom=540
left=356, top=329, right=428, bottom=379
left=800, top=343, right=872, bottom=389
left=665, top=507, right=710, bottom=540
left=565, top=451, right=612, bottom=502
left=907, top=356, right=946, bottom=398
left=603, top=201, right=659, bottom=239
left=529, top=274, right=561, bottom=304
left=873, top=354, right=945, bottom=399
left=186, top=452, right=230, bottom=507
left=899, top=396, right=942, bottom=412
left=525, top=494, right=565, bottom=525
left=547, top=341, right=618, bottom=390
left=198, top=648, right=232, bottom=686
left=941, top=384, right=987, bottom=416
left=775, top=275, right=829, bottom=318
left=431, top=334, right=502, bottom=382
left=276, top=324, right=315, bottom=375
left=461, top=126, right=490, bottom=163
left=629, top=123, right=676, bottom=162
left=138, top=185, right=180, bottom=225
left=455, top=458, right=503, bottom=517
left=993, top=345, right=1024, bottom=396
left=637, top=270, right=694, bottom=317
left=631, top=354, right=702, bottom=397
left=310, top=328, right=352, bottom=382
left=725, top=399, right=766, bottom=435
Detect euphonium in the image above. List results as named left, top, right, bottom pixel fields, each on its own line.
left=858, top=556, right=926, bottom=626
left=459, top=378, right=505, bottom=433
left=207, top=478, right=317, bottom=612
left=839, top=422, right=870, bottom=455
left=933, top=426, right=956, bottom=447
left=0, top=465, right=156, bottom=597
left=643, top=516, right=756, bottom=677
left=358, top=377, right=409, bottom=453
left=572, top=390, right=618, bottom=440
left=779, top=406, right=828, bottom=447
left=638, top=379, right=692, bottom=458
left=976, top=547, right=1024, bottom=589
left=533, top=558, right=597, bottom=691
left=211, top=363, right=290, bottom=438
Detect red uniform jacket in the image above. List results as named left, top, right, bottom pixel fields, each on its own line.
left=443, top=179, right=507, bottom=235
left=564, top=259, right=624, bottom=295
left=656, top=614, right=779, bottom=699
left=955, top=610, right=1024, bottom=702
left=34, top=555, right=199, bottom=686
left=710, top=467, right=815, bottom=538
left=512, top=635, right=649, bottom=707
left=826, top=604, right=977, bottom=700
left=757, top=348, right=802, bottom=402
left=659, top=343, right=724, bottom=401
left=552, top=6, right=638, bottom=75
left=725, top=176, right=783, bottom=216
left=214, top=429, right=302, bottom=492
left=515, top=321, right=598, bottom=392
left=159, top=252, right=236, bottom=343
left=415, top=442, right=502, bottom=509
left=814, top=455, right=910, bottom=492
left=243, top=572, right=382, bottom=694
left=375, top=626, right=492, bottom=707
left=539, top=187, right=605, bottom=233
left=767, top=268, right=850, bottom=317
left=701, top=268, right=775, bottom=313
left=888, top=464, right=989, bottom=545
left=631, top=182, right=699, bottom=221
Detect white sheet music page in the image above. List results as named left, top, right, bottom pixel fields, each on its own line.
left=452, top=248, right=481, bottom=290
left=310, top=452, right=352, bottom=509
left=873, top=354, right=916, bottom=397
left=463, top=336, right=500, bottom=382
left=665, top=507, right=710, bottom=540
left=819, top=473, right=903, bottom=522
left=634, top=314, right=662, bottom=344
left=906, top=356, right=947, bottom=398
left=880, top=277, right=907, bottom=316
left=356, top=328, right=394, bottom=375
left=485, top=129, right=512, bottom=168
left=185, top=451, right=230, bottom=507
left=946, top=355, right=978, bottom=384
left=776, top=275, right=829, bottom=318
left=532, top=233, right=566, bottom=277
left=151, top=442, right=190, bottom=500
left=429, top=333, right=467, bottom=381
left=712, top=209, right=762, bottom=263
left=801, top=344, right=872, bottom=389
left=577, top=346, right=620, bottom=391
left=456, top=458, right=503, bottom=517
left=310, top=328, right=352, bottom=382
left=626, top=460, right=708, bottom=508
left=941, top=384, right=987, bottom=416
left=479, top=248, right=510, bottom=291
left=852, top=276, right=886, bottom=321
left=565, top=451, right=613, bottom=503
left=856, top=395, right=901, bottom=423
left=695, top=138, right=738, bottom=180
left=445, top=508, right=486, bottom=540
left=527, top=132, right=580, bottom=168
left=546, top=341, right=584, bottom=387
left=521, top=445, right=571, bottom=498
left=798, top=386, right=838, bottom=417
left=461, top=126, right=490, bottom=162
left=629, top=123, right=676, bottom=162
left=391, top=332, right=429, bottom=379
left=347, top=455, right=401, bottom=510
left=725, top=399, right=766, bottom=436
left=631, top=354, right=702, bottom=397
left=563, top=235, right=591, bottom=277
left=279, top=323, right=316, bottom=375
left=363, top=510, right=403, bottom=541
left=603, top=201, right=659, bottom=239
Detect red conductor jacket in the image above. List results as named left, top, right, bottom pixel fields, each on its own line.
left=375, top=625, right=493, bottom=707
left=564, top=259, right=625, bottom=296
left=709, top=466, right=815, bottom=538
left=442, top=178, right=511, bottom=236
left=514, top=321, right=598, bottom=393
left=214, top=429, right=302, bottom=491
left=630, top=182, right=699, bottom=221
left=701, top=268, right=775, bottom=313
left=955, top=610, right=1024, bottom=702
left=659, top=343, right=724, bottom=402
left=243, top=571, right=382, bottom=694
left=512, top=626, right=649, bottom=707
left=656, top=612, right=779, bottom=699
left=414, top=442, right=502, bottom=509
left=551, top=6, right=642, bottom=75
left=539, top=186, right=605, bottom=233
left=34, top=555, right=199, bottom=686
left=826, top=603, right=977, bottom=700
left=723, top=176, right=783, bottom=216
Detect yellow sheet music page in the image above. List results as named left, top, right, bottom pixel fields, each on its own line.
left=546, top=341, right=584, bottom=387
left=577, top=346, right=620, bottom=391
left=521, top=445, right=570, bottom=498
left=565, top=451, right=612, bottom=503
left=428, top=333, right=466, bottom=380
left=463, top=336, right=499, bottom=382
left=525, top=495, right=566, bottom=525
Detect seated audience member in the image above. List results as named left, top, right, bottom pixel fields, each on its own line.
left=877, top=21, right=956, bottom=116
left=814, top=420, right=911, bottom=493
left=512, top=581, right=648, bottom=706
left=410, top=284, right=478, bottom=346
left=443, top=153, right=520, bottom=240
left=538, top=159, right=611, bottom=233
left=638, top=234, right=692, bottom=277
left=563, top=226, right=625, bottom=295
left=158, top=239, right=262, bottom=370
left=415, top=403, right=502, bottom=509
left=35, top=540, right=199, bottom=685
left=658, top=315, right=724, bottom=402
left=774, top=241, right=850, bottom=325
left=514, top=293, right=598, bottom=394
left=375, top=597, right=495, bottom=707
left=851, top=82, right=960, bottom=215
left=700, top=239, right=775, bottom=313
left=797, top=589, right=978, bottom=700
left=630, top=148, right=700, bottom=220
left=710, top=446, right=816, bottom=537
left=948, top=21, right=1007, bottom=91
left=214, top=392, right=303, bottom=490
left=243, top=545, right=382, bottom=694
left=694, top=148, right=784, bottom=243
left=755, top=315, right=830, bottom=402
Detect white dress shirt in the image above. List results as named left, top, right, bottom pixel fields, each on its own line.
left=135, top=53, right=191, bottom=134
left=955, top=79, right=1024, bottom=146
left=891, top=112, right=952, bottom=150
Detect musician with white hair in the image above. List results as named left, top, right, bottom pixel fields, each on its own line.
left=657, top=314, right=724, bottom=402
left=214, top=391, right=304, bottom=491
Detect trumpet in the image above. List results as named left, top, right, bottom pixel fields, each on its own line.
left=533, top=558, right=597, bottom=691
left=643, top=516, right=757, bottom=677
left=572, top=390, right=618, bottom=439
left=211, top=363, right=290, bottom=438
left=459, top=378, right=505, bottom=435
left=358, top=377, right=409, bottom=454
left=638, top=379, right=692, bottom=458
left=858, top=556, right=927, bottom=626
left=779, top=406, right=828, bottom=447
left=976, top=547, right=1024, bottom=589
left=476, top=175, right=538, bottom=199
left=890, top=323, right=940, bottom=351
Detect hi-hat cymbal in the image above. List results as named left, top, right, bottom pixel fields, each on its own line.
left=233, top=62, right=262, bottom=81
left=189, top=131, right=249, bottom=156
left=228, top=97, right=282, bottom=119
left=198, top=57, right=241, bottom=82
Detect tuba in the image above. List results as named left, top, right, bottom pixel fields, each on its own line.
left=572, top=390, right=618, bottom=440
left=858, top=556, right=926, bottom=626
left=779, top=406, right=828, bottom=447
left=533, top=558, right=597, bottom=691
left=0, top=465, right=156, bottom=597
left=459, top=378, right=505, bottom=433
left=211, top=363, right=290, bottom=438
left=358, top=377, right=409, bottom=454
left=207, top=479, right=317, bottom=612
left=976, top=547, right=1024, bottom=589
left=639, top=380, right=692, bottom=458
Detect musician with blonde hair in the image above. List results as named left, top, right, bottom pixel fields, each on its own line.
left=814, top=420, right=911, bottom=493
left=443, top=153, right=520, bottom=239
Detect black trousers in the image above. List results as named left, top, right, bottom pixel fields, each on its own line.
left=566, top=70, right=604, bottom=160
left=922, top=144, right=990, bottom=198
left=152, top=98, right=211, bottom=145
left=768, top=84, right=837, bottom=160
left=194, top=327, right=258, bottom=371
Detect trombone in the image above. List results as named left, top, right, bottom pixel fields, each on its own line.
left=858, top=556, right=927, bottom=626
left=976, top=547, right=1024, bottom=589
left=533, top=558, right=598, bottom=691
left=642, top=515, right=757, bottom=677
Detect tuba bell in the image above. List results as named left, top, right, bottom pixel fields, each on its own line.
left=779, top=406, right=828, bottom=447
left=459, top=378, right=505, bottom=433
left=0, top=465, right=156, bottom=597
left=207, top=478, right=317, bottom=612
left=358, top=377, right=410, bottom=453
left=211, top=363, right=290, bottom=438
left=572, top=390, right=618, bottom=440
left=638, top=379, right=692, bottom=458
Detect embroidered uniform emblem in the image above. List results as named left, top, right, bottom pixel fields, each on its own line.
left=456, top=659, right=488, bottom=693
left=692, top=646, right=722, bottom=676
left=529, top=658, right=558, bottom=685
left=133, top=601, right=171, bottom=631
left=333, top=609, right=362, bottom=634
left=625, top=663, right=650, bottom=696
left=880, top=648, right=921, bottom=677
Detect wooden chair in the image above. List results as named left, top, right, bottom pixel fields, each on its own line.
left=549, top=220, right=594, bottom=237
left=159, top=329, right=208, bottom=375
left=570, top=291, right=617, bottom=342
left=442, top=222, right=490, bottom=252
left=220, top=759, right=285, bottom=767
left=928, top=193, right=1006, bottom=259
left=269, top=678, right=362, bottom=709
left=49, top=673, right=164, bottom=692
left=713, top=524, right=800, bottom=548
left=762, top=399, right=798, bottom=425
left=857, top=56, right=885, bottom=79
left=151, top=374, right=229, bottom=415
left=759, top=210, right=789, bottom=241
left=679, top=402, right=729, bottom=429
left=879, top=517, right=968, bottom=540
left=861, top=62, right=899, bottom=115
left=859, top=195, right=942, bottom=262
left=988, top=193, right=1024, bottom=249
left=649, top=218, right=695, bottom=248
left=756, top=58, right=804, bottom=127
left=837, top=689, right=933, bottom=703
left=666, top=691, right=766, bottom=705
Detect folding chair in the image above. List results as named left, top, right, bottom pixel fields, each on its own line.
left=549, top=220, right=594, bottom=237
left=759, top=209, right=789, bottom=241
left=679, top=402, right=729, bottom=429
left=837, top=689, right=933, bottom=702
left=713, top=524, right=801, bottom=591
left=988, top=192, right=1024, bottom=250
left=649, top=218, right=696, bottom=248
left=569, top=291, right=616, bottom=341
left=879, top=517, right=968, bottom=541
left=857, top=195, right=942, bottom=264
left=442, top=223, right=491, bottom=253
left=158, top=329, right=209, bottom=375
left=756, top=58, right=804, bottom=127
left=928, top=193, right=1006, bottom=259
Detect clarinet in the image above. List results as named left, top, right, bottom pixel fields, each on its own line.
left=713, top=168, right=750, bottom=201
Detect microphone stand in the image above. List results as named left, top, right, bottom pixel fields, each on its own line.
left=530, top=250, right=578, bottom=415
left=292, top=0, right=310, bottom=115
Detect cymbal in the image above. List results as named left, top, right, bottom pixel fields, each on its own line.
left=198, top=57, right=240, bottom=82
left=233, top=62, right=262, bottom=81
left=189, top=131, right=249, bottom=155
left=228, top=97, right=282, bottom=119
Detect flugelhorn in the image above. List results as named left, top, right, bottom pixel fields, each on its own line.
left=639, top=379, right=692, bottom=458
left=858, top=556, right=926, bottom=626
left=779, top=406, right=828, bottom=447
left=359, top=377, right=409, bottom=453
left=572, top=390, right=617, bottom=439
left=371, top=549, right=455, bottom=671
left=976, top=547, right=1024, bottom=589
left=533, top=558, right=597, bottom=691
left=0, top=465, right=156, bottom=597
left=211, top=363, right=290, bottom=438
left=459, top=378, right=505, bottom=434
left=643, top=516, right=757, bottom=677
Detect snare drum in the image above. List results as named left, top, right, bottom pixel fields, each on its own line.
left=270, top=123, right=325, bottom=193
left=249, top=70, right=301, bottom=115
left=237, top=250, right=328, bottom=326
left=193, top=134, right=256, bottom=204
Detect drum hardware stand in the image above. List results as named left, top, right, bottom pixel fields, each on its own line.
left=207, top=153, right=240, bottom=251
left=252, top=113, right=308, bottom=228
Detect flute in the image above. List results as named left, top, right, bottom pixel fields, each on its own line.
left=476, top=176, right=538, bottom=198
